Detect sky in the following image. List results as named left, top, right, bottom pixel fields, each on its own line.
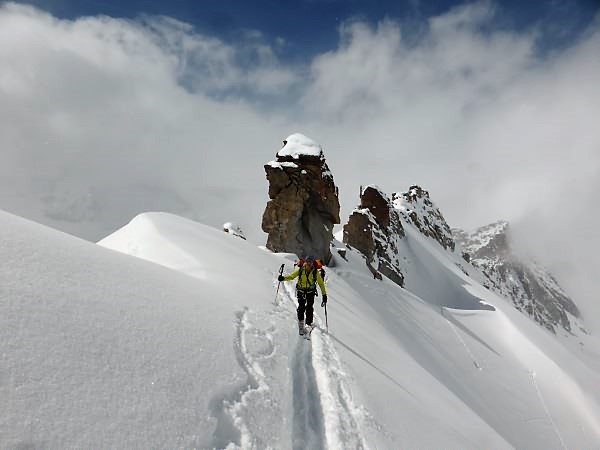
left=1, top=1, right=599, bottom=321
left=4, top=207, right=600, bottom=448
left=10, top=0, right=599, bottom=58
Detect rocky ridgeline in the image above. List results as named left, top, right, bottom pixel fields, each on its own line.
left=342, top=184, right=463, bottom=287
left=262, top=133, right=340, bottom=264
left=392, top=185, right=455, bottom=252
left=260, top=134, right=583, bottom=337
left=343, top=185, right=405, bottom=286
left=454, top=221, right=582, bottom=335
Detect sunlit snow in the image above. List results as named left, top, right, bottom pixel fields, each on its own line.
left=277, top=133, right=323, bottom=159
left=2, top=209, right=600, bottom=449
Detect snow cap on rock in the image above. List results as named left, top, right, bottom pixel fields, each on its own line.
left=277, top=133, right=323, bottom=159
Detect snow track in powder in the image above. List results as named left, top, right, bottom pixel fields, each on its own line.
left=291, top=335, right=326, bottom=450
left=219, top=307, right=291, bottom=449
left=216, top=278, right=369, bottom=449
left=282, top=283, right=368, bottom=450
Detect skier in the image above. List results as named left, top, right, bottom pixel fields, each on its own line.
left=278, top=256, right=327, bottom=335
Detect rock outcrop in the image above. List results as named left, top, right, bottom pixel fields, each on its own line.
left=454, top=221, right=582, bottom=334
left=343, top=185, right=405, bottom=286
left=392, top=185, right=455, bottom=251
left=262, top=133, right=340, bottom=264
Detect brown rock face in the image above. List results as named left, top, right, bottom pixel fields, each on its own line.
left=262, top=134, right=340, bottom=264
left=343, top=186, right=405, bottom=286
left=344, top=210, right=375, bottom=259
left=360, top=185, right=391, bottom=228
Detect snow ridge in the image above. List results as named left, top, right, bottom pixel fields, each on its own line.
left=7, top=209, right=600, bottom=448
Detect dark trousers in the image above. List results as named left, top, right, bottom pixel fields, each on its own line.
left=297, top=290, right=316, bottom=325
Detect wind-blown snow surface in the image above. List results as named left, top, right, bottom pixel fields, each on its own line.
left=3, top=210, right=600, bottom=449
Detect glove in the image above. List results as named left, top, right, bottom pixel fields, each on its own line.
left=278, top=275, right=285, bottom=282
left=321, top=295, right=328, bottom=307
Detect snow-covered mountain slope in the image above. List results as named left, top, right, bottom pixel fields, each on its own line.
left=4, top=210, right=600, bottom=449
left=1, top=211, right=293, bottom=449
left=354, top=184, right=586, bottom=342
left=392, top=185, right=456, bottom=252
left=454, top=221, right=584, bottom=337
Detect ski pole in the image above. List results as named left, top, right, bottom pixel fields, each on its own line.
left=324, top=302, right=329, bottom=332
left=273, top=264, right=285, bottom=304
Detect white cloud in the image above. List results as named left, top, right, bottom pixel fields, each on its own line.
left=297, top=3, right=600, bottom=330
left=1, top=2, right=599, bottom=329
left=138, top=15, right=299, bottom=96
left=0, top=2, right=292, bottom=238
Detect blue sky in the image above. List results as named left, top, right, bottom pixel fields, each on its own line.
left=13, top=0, right=600, bottom=60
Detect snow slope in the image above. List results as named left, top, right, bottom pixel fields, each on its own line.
left=1, top=211, right=292, bottom=449
left=3, top=210, right=600, bottom=449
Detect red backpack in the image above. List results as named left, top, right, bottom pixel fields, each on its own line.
left=295, top=258, right=326, bottom=280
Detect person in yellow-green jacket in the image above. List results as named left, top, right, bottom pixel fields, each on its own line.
left=278, top=255, right=327, bottom=335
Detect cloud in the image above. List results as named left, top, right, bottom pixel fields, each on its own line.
left=297, top=2, right=600, bottom=329
left=0, top=2, right=291, bottom=238
left=141, top=16, right=299, bottom=96
left=1, top=2, right=599, bottom=329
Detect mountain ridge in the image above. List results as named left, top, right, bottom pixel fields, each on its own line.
left=454, top=220, right=583, bottom=336
left=340, top=179, right=583, bottom=338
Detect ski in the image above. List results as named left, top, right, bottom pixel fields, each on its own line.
left=303, top=325, right=314, bottom=340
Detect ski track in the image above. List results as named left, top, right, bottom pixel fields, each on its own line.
left=215, top=278, right=369, bottom=449
left=282, top=283, right=369, bottom=450
left=442, top=310, right=482, bottom=370
left=529, top=370, right=568, bottom=450
left=291, top=331, right=326, bottom=450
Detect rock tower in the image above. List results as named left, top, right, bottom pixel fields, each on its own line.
left=262, top=133, right=340, bottom=264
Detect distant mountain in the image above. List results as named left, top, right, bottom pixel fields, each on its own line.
left=392, top=185, right=455, bottom=252
left=343, top=184, right=584, bottom=337
left=453, top=221, right=584, bottom=335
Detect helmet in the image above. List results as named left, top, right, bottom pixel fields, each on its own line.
left=304, top=255, right=315, bottom=262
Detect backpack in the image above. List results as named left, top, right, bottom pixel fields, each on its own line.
left=295, top=258, right=326, bottom=280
